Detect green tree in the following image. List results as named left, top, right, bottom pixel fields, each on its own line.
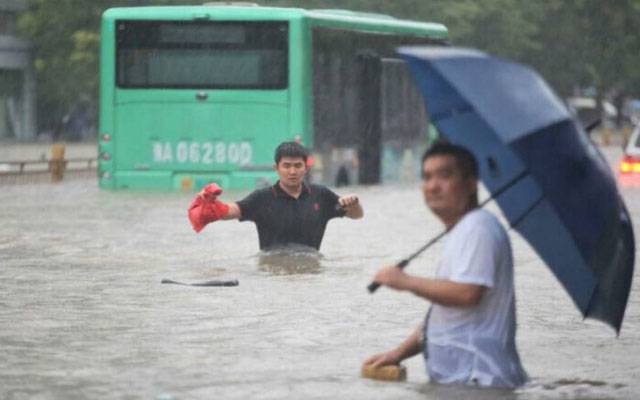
left=18, top=0, right=130, bottom=132
left=530, top=0, right=639, bottom=94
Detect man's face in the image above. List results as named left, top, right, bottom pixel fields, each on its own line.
left=421, top=154, right=477, bottom=222
left=275, top=156, right=307, bottom=187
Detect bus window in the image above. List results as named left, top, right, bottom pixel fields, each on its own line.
left=116, top=21, right=288, bottom=89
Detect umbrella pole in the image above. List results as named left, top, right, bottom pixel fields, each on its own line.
left=367, top=170, right=530, bottom=293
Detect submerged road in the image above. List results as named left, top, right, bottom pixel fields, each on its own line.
left=0, top=146, right=638, bottom=400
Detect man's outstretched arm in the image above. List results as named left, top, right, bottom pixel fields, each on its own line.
left=372, top=265, right=486, bottom=307
left=222, top=203, right=241, bottom=220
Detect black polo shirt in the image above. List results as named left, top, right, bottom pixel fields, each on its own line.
left=236, top=182, right=346, bottom=250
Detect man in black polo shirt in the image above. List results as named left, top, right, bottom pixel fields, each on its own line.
left=188, top=142, right=363, bottom=250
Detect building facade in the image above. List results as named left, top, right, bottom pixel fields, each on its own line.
left=0, top=0, right=35, bottom=140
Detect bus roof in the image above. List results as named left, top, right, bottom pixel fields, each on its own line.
left=102, top=5, right=448, bottom=39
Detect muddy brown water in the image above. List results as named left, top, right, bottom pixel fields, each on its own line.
left=1, top=146, right=638, bottom=399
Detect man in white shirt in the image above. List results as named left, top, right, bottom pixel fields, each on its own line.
left=363, top=142, right=527, bottom=388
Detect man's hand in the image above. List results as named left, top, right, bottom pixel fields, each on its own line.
left=337, top=194, right=363, bottom=219
left=372, top=265, right=411, bottom=291
left=362, top=325, right=423, bottom=372
left=338, top=194, right=359, bottom=209
left=362, top=349, right=403, bottom=368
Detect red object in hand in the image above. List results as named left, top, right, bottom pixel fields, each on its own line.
left=188, top=183, right=230, bottom=232
left=200, top=182, right=223, bottom=200
left=306, top=155, right=315, bottom=168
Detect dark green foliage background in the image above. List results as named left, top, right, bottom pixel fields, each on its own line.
left=18, top=0, right=640, bottom=132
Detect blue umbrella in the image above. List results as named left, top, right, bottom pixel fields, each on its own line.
left=398, top=47, right=635, bottom=333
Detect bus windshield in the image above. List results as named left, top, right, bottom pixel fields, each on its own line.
left=116, top=20, right=288, bottom=89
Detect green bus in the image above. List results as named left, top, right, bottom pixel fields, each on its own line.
left=99, top=4, right=448, bottom=190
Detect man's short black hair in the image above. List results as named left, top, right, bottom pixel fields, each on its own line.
left=421, top=140, right=479, bottom=179
left=274, top=141, right=309, bottom=164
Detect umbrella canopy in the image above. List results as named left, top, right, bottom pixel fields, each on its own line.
left=399, top=47, right=635, bottom=333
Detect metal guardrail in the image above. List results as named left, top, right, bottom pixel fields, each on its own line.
left=0, top=157, right=97, bottom=184
left=0, top=158, right=96, bottom=174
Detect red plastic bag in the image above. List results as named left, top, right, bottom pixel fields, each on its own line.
left=188, top=183, right=229, bottom=233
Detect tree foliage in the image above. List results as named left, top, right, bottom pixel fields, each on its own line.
left=18, top=0, right=130, bottom=130
left=522, top=0, right=640, bottom=98
left=18, top=0, right=640, bottom=133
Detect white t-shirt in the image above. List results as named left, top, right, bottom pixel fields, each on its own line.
left=424, top=208, right=527, bottom=388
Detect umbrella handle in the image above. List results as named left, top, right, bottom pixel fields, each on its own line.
left=585, top=118, right=601, bottom=133
left=367, top=259, right=410, bottom=293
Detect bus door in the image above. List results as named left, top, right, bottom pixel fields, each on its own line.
left=311, top=28, right=434, bottom=187
left=356, top=55, right=429, bottom=185
left=113, top=20, right=289, bottom=189
left=379, top=57, right=430, bottom=183
left=356, top=53, right=382, bottom=185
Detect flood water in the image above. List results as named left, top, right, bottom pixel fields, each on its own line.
left=1, top=146, right=639, bottom=400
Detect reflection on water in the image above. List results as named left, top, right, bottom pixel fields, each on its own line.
left=520, top=378, right=630, bottom=400
left=0, top=147, right=639, bottom=399
left=257, top=246, right=323, bottom=275
left=418, top=382, right=518, bottom=400
left=618, top=173, right=640, bottom=188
